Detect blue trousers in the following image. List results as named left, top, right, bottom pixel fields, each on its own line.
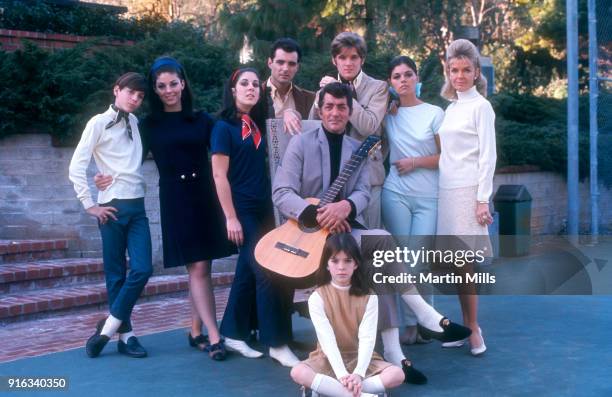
left=98, top=198, right=153, bottom=332
left=220, top=205, right=293, bottom=347
left=381, top=188, right=436, bottom=326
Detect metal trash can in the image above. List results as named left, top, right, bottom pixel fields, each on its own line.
left=493, top=185, right=532, bottom=257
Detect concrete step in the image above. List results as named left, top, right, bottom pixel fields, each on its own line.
left=0, top=273, right=234, bottom=323
left=0, top=258, right=105, bottom=294
left=0, top=239, right=69, bottom=264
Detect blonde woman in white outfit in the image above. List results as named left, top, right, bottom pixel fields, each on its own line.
left=437, top=39, right=496, bottom=356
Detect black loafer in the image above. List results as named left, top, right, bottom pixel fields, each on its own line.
left=118, top=336, right=147, bottom=358
left=402, top=359, right=428, bottom=385
left=86, top=318, right=109, bottom=358
left=417, top=317, right=472, bottom=343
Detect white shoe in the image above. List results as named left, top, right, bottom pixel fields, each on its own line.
left=269, top=344, right=300, bottom=367
left=441, top=326, right=480, bottom=348
left=441, top=339, right=466, bottom=348
left=470, top=328, right=486, bottom=356
left=224, top=337, right=264, bottom=358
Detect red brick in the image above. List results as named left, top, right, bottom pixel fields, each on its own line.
left=13, top=271, right=26, bottom=281
left=25, top=268, right=40, bottom=280
left=8, top=305, right=22, bottom=316
left=22, top=303, right=37, bottom=315
left=48, top=298, right=63, bottom=310
left=62, top=296, right=76, bottom=308
left=36, top=300, right=49, bottom=311
left=0, top=307, right=9, bottom=318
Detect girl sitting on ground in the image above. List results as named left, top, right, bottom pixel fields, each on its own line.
left=290, top=233, right=405, bottom=397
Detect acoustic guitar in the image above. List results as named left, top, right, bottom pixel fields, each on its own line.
left=255, top=135, right=381, bottom=279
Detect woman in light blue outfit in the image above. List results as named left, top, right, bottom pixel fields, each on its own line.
left=382, top=56, right=444, bottom=344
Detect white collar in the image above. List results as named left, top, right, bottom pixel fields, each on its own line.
left=456, top=85, right=480, bottom=101
left=331, top=281, right=351, bottom=290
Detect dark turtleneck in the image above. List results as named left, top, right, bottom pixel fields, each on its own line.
left=323, top=126, right=344, bottom=185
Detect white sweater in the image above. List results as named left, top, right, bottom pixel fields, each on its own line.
left=438, top=86, right=497, bottom=202
left=68, top=106, right=146, bottom=209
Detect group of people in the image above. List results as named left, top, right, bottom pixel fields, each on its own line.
left=68, top=31, right=496, bottom=397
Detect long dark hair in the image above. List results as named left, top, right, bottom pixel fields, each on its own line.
left=147, top=56, right=195, bottom=120
left=217, top=67, right=266, bottom=132
left=315, top=233, right=369, bottom=296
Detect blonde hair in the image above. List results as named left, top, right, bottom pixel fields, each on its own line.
left=440, top=39, right=487, bottom=100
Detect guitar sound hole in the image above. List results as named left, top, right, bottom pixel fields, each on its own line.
left=298, top=219, right=322, bottom=233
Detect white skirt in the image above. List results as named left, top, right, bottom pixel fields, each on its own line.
left=437, top=185, right=492, bottom=255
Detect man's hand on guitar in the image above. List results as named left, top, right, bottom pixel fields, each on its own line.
left=226, top=217, right=244, bottom=246
left=316, top=200, right=351, bottom=231
left=329, top=220, right=351, bottom=234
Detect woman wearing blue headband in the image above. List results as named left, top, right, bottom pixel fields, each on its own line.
left=145, top=56, right=234, bottom=360
left=97, top=56, right=234, bottom=360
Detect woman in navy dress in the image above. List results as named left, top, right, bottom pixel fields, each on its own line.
left=211, top=68, right=298, bottom=367
left=143, top=57, right=234, bottom=359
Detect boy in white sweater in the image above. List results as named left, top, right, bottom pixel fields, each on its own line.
left=69, top=72, right=152, bottom=359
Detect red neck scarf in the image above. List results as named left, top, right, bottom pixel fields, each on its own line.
left=241, top=114, right=262, bottom=149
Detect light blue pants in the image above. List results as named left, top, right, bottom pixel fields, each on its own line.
left=381, top=188, right=437, bottom=326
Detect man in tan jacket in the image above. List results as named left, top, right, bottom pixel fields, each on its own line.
left=309, top=32, right=388, bottom=229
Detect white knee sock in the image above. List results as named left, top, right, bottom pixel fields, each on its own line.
left=400, top=292, right=443, bottom=332
left=119, top=331, right=135, bottom=343
left=381, top=327, right=405, bottom=366
left=361, top=375, right=385, bottom=394
left=311, top=374, right=353, bottom=397
left=101, top=314, right=122, bottom=338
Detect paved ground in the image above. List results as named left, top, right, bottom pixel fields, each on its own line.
left=0, top=240, right=610, bottom=396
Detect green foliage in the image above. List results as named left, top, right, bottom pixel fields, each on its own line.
left=490, top=93, right=602, bottom=184
left=0, top=0, right=166, bottom=39
left=0, top=23, right=237, bottom=145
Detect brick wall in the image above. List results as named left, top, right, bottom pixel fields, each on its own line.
left=0, top=134, right=609, bottom=264
left=0, top=29, right=133, bottom=52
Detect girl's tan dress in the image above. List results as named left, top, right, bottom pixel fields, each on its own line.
left=304, top=284, right=392, bottom=377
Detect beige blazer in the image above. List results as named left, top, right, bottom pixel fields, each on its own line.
left=272, top=127, right=370, bottom=226
left=308, top=72, right=389, bottom=186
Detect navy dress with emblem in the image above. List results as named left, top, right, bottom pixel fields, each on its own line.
left=142, top=111, right=234, bottom=268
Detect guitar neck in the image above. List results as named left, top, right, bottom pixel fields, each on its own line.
left=319, top=154, right=363, bottom=206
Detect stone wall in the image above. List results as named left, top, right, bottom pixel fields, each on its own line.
left=0, top=134, right=609, bottom=266
left=492, top=172, right=610, bottom=235
left=0, top=134, right=163, bottom=265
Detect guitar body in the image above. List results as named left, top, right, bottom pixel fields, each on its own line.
left=255, top=198, right=329, bottom=279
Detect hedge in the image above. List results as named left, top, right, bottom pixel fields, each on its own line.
left=0, top=21, right=608, bottom=186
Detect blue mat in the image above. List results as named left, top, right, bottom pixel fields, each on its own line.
left=1, top=296, right=611, bottom=397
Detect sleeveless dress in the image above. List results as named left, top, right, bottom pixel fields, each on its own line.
left=304, top=284, right=392, bottom=377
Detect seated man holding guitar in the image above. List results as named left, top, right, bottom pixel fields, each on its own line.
left=269, top=82, right=472, bottom=384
